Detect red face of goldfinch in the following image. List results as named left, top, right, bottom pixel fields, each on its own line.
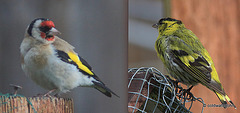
left=27, top=18, right=61, bottom=42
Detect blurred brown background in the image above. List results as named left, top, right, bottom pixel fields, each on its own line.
left=0, top=1, right=127, bottom=113
left=129, top=0, right=239, bottom=112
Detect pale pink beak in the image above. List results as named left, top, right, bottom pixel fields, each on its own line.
left=49, top=27, right=61, bottom=35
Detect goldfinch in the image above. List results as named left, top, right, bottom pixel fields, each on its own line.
left=153, top=17, right=236, bottom=108
left=20, top=18, right=118, bottom=97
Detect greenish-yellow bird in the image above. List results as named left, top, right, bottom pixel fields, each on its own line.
left=153, top=17, right=236, bottom=109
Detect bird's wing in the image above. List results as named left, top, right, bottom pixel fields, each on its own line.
left=52, top=37, right=119, bottom=97
left=52, top=37, right=94, bottom=76
left=56, top=50, right=94, bottom=76
left=168, top=36, right=226, bottom=95
left=167, top=36, right=212, bottom=84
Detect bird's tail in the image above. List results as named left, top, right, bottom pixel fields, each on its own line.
left=92, top=81, right=119, bottom=98
left=215, top=92, right=236, bottom=109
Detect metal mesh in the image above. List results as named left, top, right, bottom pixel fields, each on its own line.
left=128, top=67, right=205, bottom=113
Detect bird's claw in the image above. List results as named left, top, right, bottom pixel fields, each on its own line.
left=177, top=86, right=194, bottom=100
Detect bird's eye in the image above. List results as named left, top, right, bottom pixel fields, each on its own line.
left=39, top=26, right=51, bottom=33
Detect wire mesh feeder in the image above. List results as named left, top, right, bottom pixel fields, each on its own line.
left=128, top=67, right=205, bottom=113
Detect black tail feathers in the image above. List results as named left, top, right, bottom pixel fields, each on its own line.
left=92, top=81, right=119, bottom=98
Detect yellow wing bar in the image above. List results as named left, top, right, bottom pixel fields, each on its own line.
left=68, top=52, right=94, bottom=75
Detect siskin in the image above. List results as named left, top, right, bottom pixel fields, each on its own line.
left=153, top=17, right=236, bottom=109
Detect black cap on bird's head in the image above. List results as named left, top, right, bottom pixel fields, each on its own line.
left=27, top=18, right=48, bottom=36
left=158, top=18, right=181, bottom=24
left=27, top=18, right=61, bottom=42
left=152, top=17, right=182, bottom=28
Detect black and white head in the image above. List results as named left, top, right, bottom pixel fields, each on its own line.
left=27, top=18, right=61, bottom=43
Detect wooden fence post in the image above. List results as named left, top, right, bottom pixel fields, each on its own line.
left=0, top=94, right=73, bottom=113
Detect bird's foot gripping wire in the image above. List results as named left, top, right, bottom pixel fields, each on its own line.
left=164, top=75, right=195, bottom=102
left=177, top=86, right=194, bottom=101
left=164, top=75, right=181, bottom=93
